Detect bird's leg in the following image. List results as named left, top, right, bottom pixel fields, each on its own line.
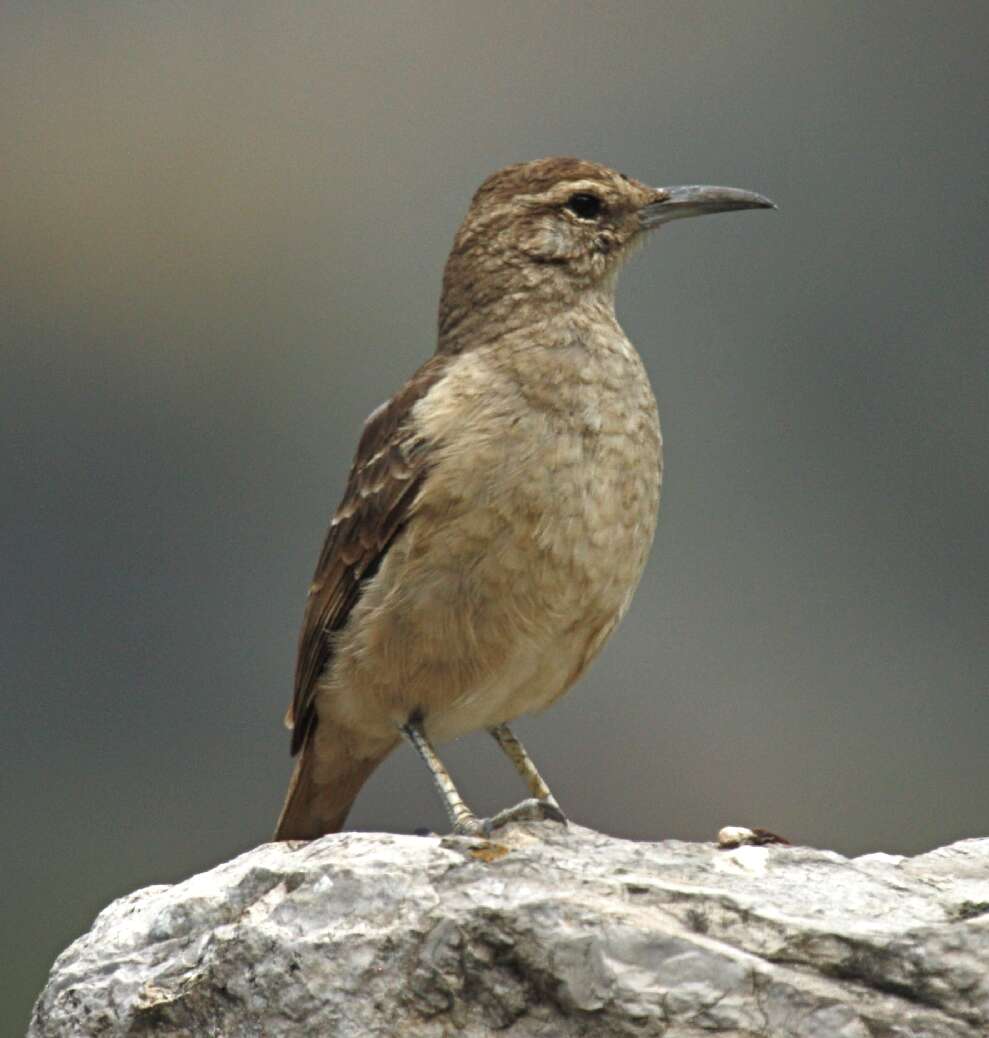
left=401, top=717, right=566, bottom=835
left=400, top=717, right=486, bottom=836
left=488, top=723, right=567, bottom=827
left=489, top=723, right=558, bottom=803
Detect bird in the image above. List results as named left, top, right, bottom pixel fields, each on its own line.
left=274, top=157, right=774, bottom=840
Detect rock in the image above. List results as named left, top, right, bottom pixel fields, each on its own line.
left=28, top=824, right=989, bottom=1037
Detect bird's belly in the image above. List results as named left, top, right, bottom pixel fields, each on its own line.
left=422, top=637, right=583, bottom=743
left=323, top=406, right=661, bottom=749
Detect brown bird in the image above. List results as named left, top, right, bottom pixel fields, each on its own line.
left=275, top=157, right=773, bottom=840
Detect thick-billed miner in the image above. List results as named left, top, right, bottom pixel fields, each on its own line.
left=276, top=157, right=774, bottom=840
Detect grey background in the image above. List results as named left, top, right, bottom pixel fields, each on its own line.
left=3, top=2, right=987, bottom=1030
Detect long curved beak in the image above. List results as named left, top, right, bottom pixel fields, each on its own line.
left=639, top=185, right=776, bottom=228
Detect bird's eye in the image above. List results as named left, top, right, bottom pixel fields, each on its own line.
left=565, top=192, right=604, bottom=220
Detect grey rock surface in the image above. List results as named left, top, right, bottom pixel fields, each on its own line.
left=28, top=825, right=989, bottom=1037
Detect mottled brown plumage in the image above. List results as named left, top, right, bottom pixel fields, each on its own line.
left=275, top=158, right=773, bottom=840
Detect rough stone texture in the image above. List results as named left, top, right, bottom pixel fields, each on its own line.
left=29, top=825, right=989, bottom=1037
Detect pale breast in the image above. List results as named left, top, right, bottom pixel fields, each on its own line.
left=413, top=328, right=661, bottom=671
left=323, top=326, right=662, bottom=745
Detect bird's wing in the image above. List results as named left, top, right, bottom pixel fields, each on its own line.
left=287, top=353, right=450, bottom=755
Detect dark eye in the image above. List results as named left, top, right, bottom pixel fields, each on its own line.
left=565, top=192, right=604, bottom=220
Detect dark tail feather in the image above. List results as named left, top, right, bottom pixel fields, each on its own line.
left=274, top=736, right=389, bottom=841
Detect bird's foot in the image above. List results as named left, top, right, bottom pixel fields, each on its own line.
left=452, top=797, right=567, bottom=837
left=490, top=797, right=568, bottom=830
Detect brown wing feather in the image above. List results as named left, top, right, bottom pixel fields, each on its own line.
left=287, top=354, right=450, bottom=756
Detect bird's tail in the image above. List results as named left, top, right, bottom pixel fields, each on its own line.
left=274, top=734, right=390, bottom=841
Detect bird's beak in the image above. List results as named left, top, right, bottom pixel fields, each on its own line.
left=638, top=185, right=776, bottom=229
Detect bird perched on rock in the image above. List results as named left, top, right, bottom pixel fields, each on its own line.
left=275, top=157, right=774, bottom=840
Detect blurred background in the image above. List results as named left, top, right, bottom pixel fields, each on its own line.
left=3, top=1, right=987, bottom=1030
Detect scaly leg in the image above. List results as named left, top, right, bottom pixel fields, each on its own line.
left=401, top=717, right=567, bottom=835
left=400, top=717, right=485, bottom=836
left=488, top=723, right=567, bottom=826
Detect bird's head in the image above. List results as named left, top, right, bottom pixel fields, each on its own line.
left=438, top=157, right=773, bottom=351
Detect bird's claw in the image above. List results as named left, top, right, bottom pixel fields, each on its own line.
left=453, top=797, right=567, bottom=837
left=452, top=814, right=492, bottom=838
